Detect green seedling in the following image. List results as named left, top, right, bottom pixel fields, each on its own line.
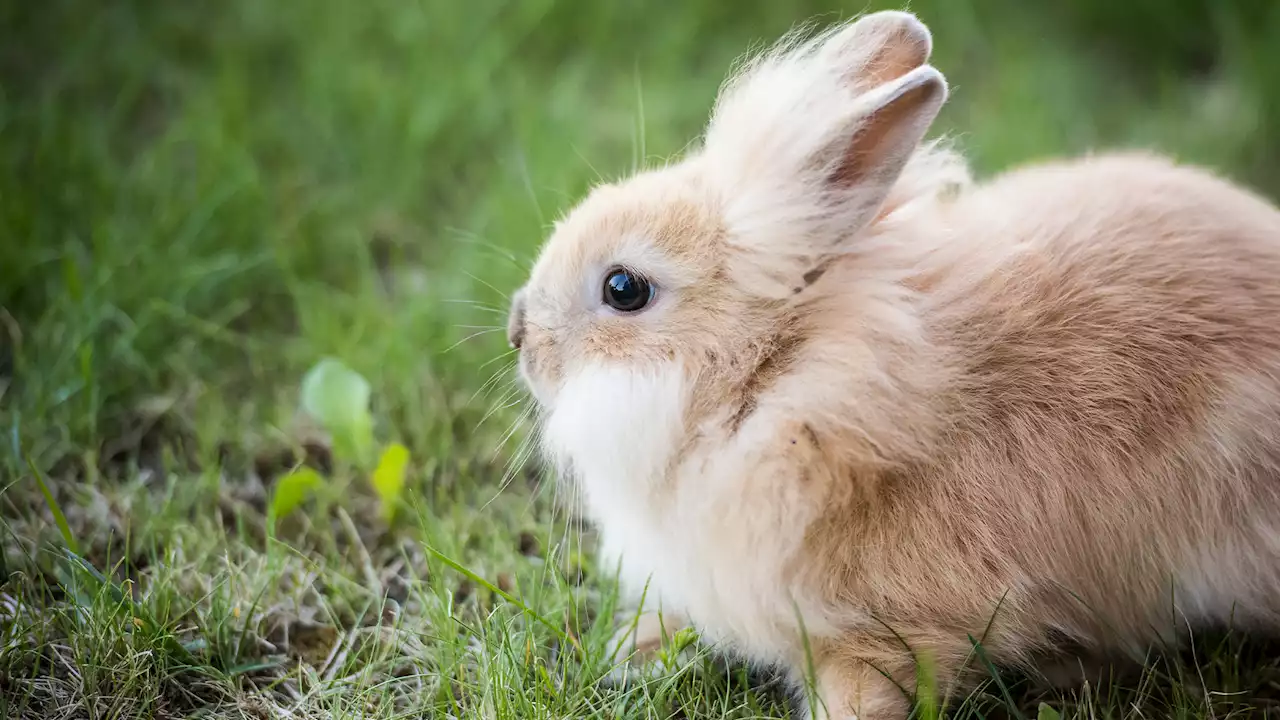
left=1038, top=702, right=1062, bottom=720
left=657, top=625, right=700, bottom=668
left=270, top=357, right=410, bottom=522
left=371, top=442, right=410, bottom=523
left=269, top=466, right=324, bottom=519
left=300, top=357, right=375, bottom=467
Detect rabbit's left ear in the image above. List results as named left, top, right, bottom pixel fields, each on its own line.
left=704, top=11, right=948, bottom=257
left=815, top=10, right=934, bottom=87
left=827, top=64, right=947, bottom=200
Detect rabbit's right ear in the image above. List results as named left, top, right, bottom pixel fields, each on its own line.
left=703, top=12, right=948, bottom=280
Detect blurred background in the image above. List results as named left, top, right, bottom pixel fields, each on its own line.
left=2, top=1, right=1279, bottom=718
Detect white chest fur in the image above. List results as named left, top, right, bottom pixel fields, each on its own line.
left=542, top=362, right=835, bottom=664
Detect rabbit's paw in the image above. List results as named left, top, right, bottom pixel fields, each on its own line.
left=602, top=610, right=693, bottom=686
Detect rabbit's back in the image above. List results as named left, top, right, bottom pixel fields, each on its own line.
left=898, top=153, right=1280, bottom=644
left=936, top=154, right=1280, bottom=468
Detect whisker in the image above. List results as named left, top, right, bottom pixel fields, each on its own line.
left=442, top=299, right=508, bottom=316
left=561, top=474, right=584, bottom=589
left=496, top=439, right=537, bottom=505
left=447, top=229, right=533, bottom=270
left=478, top=348, right=518, bottom=372
left=480, top=407, right=536, bottom=512
left=491, top=404, right=532, bottom=463
left=483, top=425, right=535, bottom=509
left=546, top=438, right=575, bottom=569
left=552, top=481, right=568, bottom=561
left=521, top=421, right=549, bottom=514
left=467, top=361, right=516, bottom=408
left=477, top=377, right=515, bottom=410
left=474, top=385, right=524, bottom=431
left=503, top=430, right=536, bottom=482
left=453, top=324, right=502, bottom=331
left=465, top=272, right=513, bottom=302
left=439, top=327, right=503, bottom=354
left=524, top=461, right=549, bottom=517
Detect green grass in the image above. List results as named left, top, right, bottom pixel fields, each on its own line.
left=3, top=0, right=1280, bottom=717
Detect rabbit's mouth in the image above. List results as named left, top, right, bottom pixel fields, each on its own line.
left=516, top=349, right=551, bottom=408
left=507, top=288, right=563, bottom=408
left=511, top=328, right=566, bottom=410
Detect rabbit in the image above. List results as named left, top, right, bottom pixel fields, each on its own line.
left=504, top=9, right=1280, bottom=719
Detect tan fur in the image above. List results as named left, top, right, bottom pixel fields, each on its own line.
left=508, top=11, right=1280, bottom=719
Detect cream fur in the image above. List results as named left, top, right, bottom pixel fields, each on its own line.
left=509, top=10, right=1280, bottom=720
left=545, top=361, right=839, bottom=664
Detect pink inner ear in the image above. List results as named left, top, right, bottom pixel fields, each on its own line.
left=858, top=29, right=931, bottom=87
left=831, top=79, right=943, bottom=188
left=832, top=15, right=933, bottom=90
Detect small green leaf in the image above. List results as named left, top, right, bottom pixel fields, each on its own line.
left=300, top=358, right=374, bottom=466
left=271, top=467, right=324, bottom=518
left=1037, top=703, right=1062, bottom=720
left=301, top=358, right=370, bottom=422
left=657, top=624, right=700, bottom=667
left=336, top=413, right=375, bottom=468
left=670, top=626, right=699, bottom=655
left=371, top=442, right=409, bottom=522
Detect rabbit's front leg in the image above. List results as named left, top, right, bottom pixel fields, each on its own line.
left=604, top=609, right=691, bottom=684
left=800, top=631, right=970, bottom=720
left=805, top=658, right=912, bottom=720
left=608, top=608, right=689, bottom=662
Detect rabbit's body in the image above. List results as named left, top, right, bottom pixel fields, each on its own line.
left=509, top=11, right=1280, bottom=718
left=793, top=153, right=1280, bottom=706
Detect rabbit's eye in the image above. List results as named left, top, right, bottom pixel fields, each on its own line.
left=602, top=268, right=653, bottom=312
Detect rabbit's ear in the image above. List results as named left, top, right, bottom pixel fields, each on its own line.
left=827, top=64, right=947, bottom=202
left=704, top=12, right=948, bottom=261
left=817, top=10, right=934, bottom=91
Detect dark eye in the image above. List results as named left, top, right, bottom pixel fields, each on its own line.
left=602, top=268, right=653, bottom=312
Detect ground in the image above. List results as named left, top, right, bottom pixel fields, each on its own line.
left=3, top=1, right=1280, bottom=718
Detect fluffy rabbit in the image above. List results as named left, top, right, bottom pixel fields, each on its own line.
left=505, top=10, right=1280, bottom=719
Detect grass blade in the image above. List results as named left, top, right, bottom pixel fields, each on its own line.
left=29, top=455, right=79, bottom=555
left=967, top=633, right=1026, bottom=720
left=59, top=547, right=199, bottom=665
left=424, top=543, right=567, bottom=643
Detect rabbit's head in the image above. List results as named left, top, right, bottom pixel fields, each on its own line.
left=508, top=12, right=957, bottom=488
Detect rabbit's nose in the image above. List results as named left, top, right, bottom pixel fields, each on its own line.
left=507, top=290, right=527, bottom=350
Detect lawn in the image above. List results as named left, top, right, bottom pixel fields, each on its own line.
left=3, top=1, right=1280, bottom=718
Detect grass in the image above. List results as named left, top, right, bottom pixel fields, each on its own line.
left=3, top=0, right=1280, bottom=717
